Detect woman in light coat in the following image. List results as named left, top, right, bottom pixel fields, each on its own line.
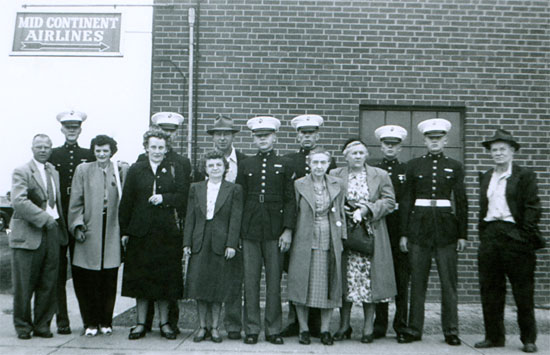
left=288, top=147, right=347, bottom=346
left=68, top=135, right=128, bottom=336
left=330, top=138, right=396, bottom=343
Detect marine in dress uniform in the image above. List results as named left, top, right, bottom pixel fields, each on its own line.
left=137, top=112, right=191, bottom=334
left=236, top=116, right=296, bottom=345
left=281, top=114, right=336, bottom=338
left=399, top=119, right=467, bottom=346
left=474, top=129, right=544, bottom=354
left=48, top=111, right=94, bottom=335
left=371, top=125, right=410, bottom=343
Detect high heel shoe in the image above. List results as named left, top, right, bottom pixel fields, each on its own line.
left=361, top=333, right=374, bottom=344
left=128, top=323, right=146, bottom=340
left=298, top=331, right=311, bottom=345
left=320, top=331, right=334, bottom=345
left=333, top=326, right=352, bottom=341
left=160, top=322, right=177, bottom=340
left=193, top=327, right=209, bottom=343
left=210, top=328, right=222, bottom=343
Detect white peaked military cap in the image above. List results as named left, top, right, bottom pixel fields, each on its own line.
left=290, top=114, right=324, bottom=132
left=151, top=112, right=184, bottom=126
left=374, top=125, right=408, bottom=143
left=417, top=118, right=452, bottom=137
left=56, top=110, right=87, bottom=124
left=247, top=116, right=281, bottom=134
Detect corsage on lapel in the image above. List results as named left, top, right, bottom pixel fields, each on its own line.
left=161, top=167, right=167, bottom=174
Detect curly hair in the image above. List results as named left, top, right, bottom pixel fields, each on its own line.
left=90, top=135, right=118, bottom=156
left=201, top=150, right=229, bottom=179
left=305, top=146, right=332, bottom=164
left=142, top=128, right=171, bottom=150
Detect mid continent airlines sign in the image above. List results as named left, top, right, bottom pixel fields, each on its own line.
left=12, top=12, right=122, bottom=56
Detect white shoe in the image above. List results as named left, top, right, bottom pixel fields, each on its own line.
left=100, top=326, right=113, bottom=335
left=85, top=327, right=98, bottom=337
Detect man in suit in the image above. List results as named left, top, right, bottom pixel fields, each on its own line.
left=281, top=114, right=336, bottom=338
left=399, top=118, right=467, bottom=346
left=139, top=112, right=191, bottom=335
left=474, top=129, right=544, bottom=354
left=372, top=125, right=410, bottom=343
left=10, top=134, right=68, bottom=339
left=206, top=115, right=247, bottom=340
left=237, top=116, right=296, bottom=345
left=49, top=111, right=94, bottom=335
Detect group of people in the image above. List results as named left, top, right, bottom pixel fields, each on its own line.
left=8, top=110, right=543, bottom=353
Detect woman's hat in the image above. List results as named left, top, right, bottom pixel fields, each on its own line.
left=482, top=129, right=520, bottom=150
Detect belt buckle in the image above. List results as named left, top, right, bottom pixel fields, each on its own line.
left=259, top=194, right=264, bottom=203
left=430, top=200, right=437, bottom=207
left=66, top=187, right=71, bottom=195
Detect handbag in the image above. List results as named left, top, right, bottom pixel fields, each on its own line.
left=344, top=221, right=374, bottom=257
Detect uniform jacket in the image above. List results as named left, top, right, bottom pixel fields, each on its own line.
left=288, top=174, right=347, bottom=304
left=183, top=180, right=243, bottom=255
left=119, top=159, right=186, bottom=238
left=236, top=150, right=296, bottom=240
left=478, top=163, right=545, bottom=249
left=400, top=153, right=468, bottom=247
left=9, top=160, right=68, bottom=250
left=68, top=161, right=129, bottom=270
left=330, top=165, right=397, bottom=301
left=49, top=142, right=94, bottom=220
left=284, top=147, right=337, bottom=180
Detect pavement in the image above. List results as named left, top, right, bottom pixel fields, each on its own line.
left=0, top=271, right=549, bottom=355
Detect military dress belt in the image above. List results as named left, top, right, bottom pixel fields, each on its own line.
left=247, top=193, right=282, bottom=204
left=414, top=199, right=451, bottom=207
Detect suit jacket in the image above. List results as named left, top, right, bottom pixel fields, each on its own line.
left=119, top=159, right=186, bottom=238
left=479, top=163, right=545, bottom=249
left=330, top=164, right=397, bottom=301
left=183, top=180, right=243, bottom=255
left=9, top=160, right=68, bottom=250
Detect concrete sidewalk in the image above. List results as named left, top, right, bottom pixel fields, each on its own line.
left=0, top=278, right=549, bottom=355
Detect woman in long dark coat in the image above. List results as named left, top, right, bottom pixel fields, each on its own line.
left=119, top=129, right=185, bottom=340
left=183, top=150, right=243, bottom=343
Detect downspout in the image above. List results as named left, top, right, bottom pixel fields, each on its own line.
left=192, top=0, right=200, bottom=170
left=187, top=7, right=195, bottom=161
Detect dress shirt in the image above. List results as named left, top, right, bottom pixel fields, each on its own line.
left=225, top=147, right=238, bottom=183
left=149, top=160, right=160, bottom=194
left=206, top=180, right=222, bottom=220
left=32, top=158, right=59, bottom=219
left=484, top=163, right=515, bottom=223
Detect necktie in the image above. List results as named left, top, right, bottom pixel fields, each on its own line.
left=45, top=166, right=55, bottom=208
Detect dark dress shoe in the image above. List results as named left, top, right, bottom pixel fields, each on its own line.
left=193, top=327, right=209, bottom=343
left=160, top=323, right=176, bottom=340
left=523, top=343, right=538, bottom=353
left=474, top=339, right=505, bottom=348
left=210, top=328, right=222, bottom=343
left=57, top=326, right=71, bottom=335
left=320, top=331, right=333, bottom=345
left=33, top=330, right=53, bottom=338
left=397, top=333, right=408, bottom=343
left=266, top=334, right=284, bottom=345
left=399, top=333, right=421, bottom=343
left=227, top=331, right=241, bottom=340
left=445, top=335, right=461, bottom=346
left=128, top=324, right=146, bottom=340
left=244, top=333, right=258, bottom=344
left=373, top=331, right=386, bottom=339
left=298, top=331, right=311, bottom=345
left=280, top=322, right=299, bottom=337
left=361, top=333, right=374, bottom=344
left=333, top=326, right=352, bottom=341
left=17, top=333, right=31, bottom=340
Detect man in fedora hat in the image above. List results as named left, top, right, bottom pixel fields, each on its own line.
left=474, top=129, right=544, bottom=354
left=206, top=114, right=248, bottom=340
left=399, top=118, right=467, bottom=346
left=49, top=111, right=95, bottom=335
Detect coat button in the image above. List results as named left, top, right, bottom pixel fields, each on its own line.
left=331, top=207, right=336, bottom=212
left=336, top=221, right=342, bottom=227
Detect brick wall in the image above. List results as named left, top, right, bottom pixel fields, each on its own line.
left=151, top=0, right=550, bottom=305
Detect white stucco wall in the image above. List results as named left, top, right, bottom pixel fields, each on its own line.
left=1, top=0, right=153, bottom=194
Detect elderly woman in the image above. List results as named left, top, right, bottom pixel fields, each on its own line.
left=287, top=147, right=346, bottom=346
left=119, top=129, right=185, bottom=340
left=183, top=150, right=243, bottom=343
left=68, top=135, right=128, bottom=336
left=330, top=138, right=396, bottom=343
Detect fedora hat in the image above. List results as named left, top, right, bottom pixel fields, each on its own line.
left=207, top=115, right=240, bottom=135
left=482, top=128, right=520, bottom=150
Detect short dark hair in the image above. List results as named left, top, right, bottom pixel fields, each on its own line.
left=201, top=150, right=229, bottom=179
left=143, top=128, right=171, bottom=150
left=90, top=135, right=118, bottom=156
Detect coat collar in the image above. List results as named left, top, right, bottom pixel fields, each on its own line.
left=196, top=180, right=232, bottom=217
left=331, top=164, right=382, bottom=201
left=295, top=174, right=342, bottom=211
left=30, top=159, right=47, bottom=195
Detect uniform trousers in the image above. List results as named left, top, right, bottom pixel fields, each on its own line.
left=223, top=250, right=244, bottom=333
left=406, top=242, right=458, bottom=337
left=243, top=239, right=284, bottom=336
left=72, top=266, right=118, bottom=328
left=12, top=224, right=61, bottom=335
left=56, top=238, right=73, bottom=329
left=478, top=221, right=537, bottom=344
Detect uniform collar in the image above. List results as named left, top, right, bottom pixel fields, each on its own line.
left=427, top=152, right=444, bottom=160
left=63, top=142, right=80, bottom=149
left=257, top=150, right=275, bottom=158
left=299, top=146, right=313, bottom=155
left=383, top=157, right=399, bottom=165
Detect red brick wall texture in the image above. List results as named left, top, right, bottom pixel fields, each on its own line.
left=150, top=1, right=549, bottom=305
